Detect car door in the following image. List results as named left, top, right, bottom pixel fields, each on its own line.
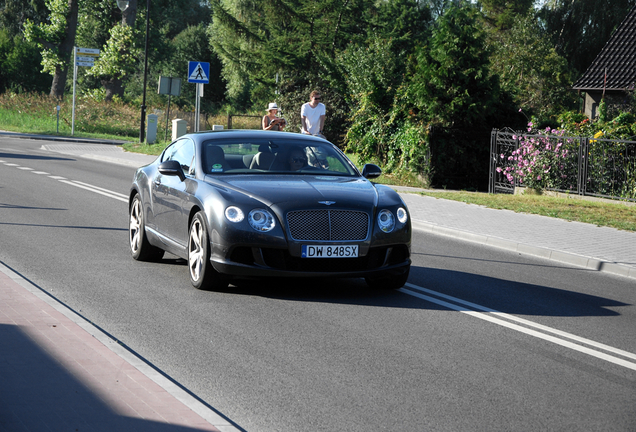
left=151, top=138, right=196, bottom=247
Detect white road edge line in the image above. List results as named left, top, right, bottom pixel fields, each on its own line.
left=58, top=180, right=128, bottom=203
left=71, top=180, right=129, bottom=199
left=404, top=283, right=636, bottom=361
left=400, top=284, right=636, bottom=371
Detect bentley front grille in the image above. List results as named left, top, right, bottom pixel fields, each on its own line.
left=287, top=210, right=369, bottom=241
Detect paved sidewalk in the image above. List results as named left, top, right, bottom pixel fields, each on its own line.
left=398, top=189, right=636, bottom=280
left=0, top=262, right=241, bottom=432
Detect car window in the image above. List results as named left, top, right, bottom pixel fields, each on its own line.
left=201, top=138, right=358, bottom=176
left=162, top=138, right=195, bottom=175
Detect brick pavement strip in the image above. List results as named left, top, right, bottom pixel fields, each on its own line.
left=0, top=266, right=239, bottom=432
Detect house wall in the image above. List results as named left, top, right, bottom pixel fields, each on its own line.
left=583, top=91, right=630, bottom=119
left=584, top=92, right=603, bottom=119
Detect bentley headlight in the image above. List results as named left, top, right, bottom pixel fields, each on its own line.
left=377, top=209, right=395, bottom=233
left=249, top=209, right=276, bottom=232
left=397, top=207, right=408, bottom=224
left=225, top=206, right=244, bottom=223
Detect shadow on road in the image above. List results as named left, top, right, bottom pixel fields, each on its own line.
left=0, top=324, right=223, bottom=432
left=204, top=266, right=629, bottom=318
left=0, top=151, right=75, bottom=162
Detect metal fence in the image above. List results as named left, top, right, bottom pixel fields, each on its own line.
left=155, top=109, right=262, bottom=134
left=489, top=128, right=636, bottom=202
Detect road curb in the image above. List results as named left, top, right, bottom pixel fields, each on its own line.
left=0, top=131, right=127, bottom=146
left=411, top=220, right=636, bottom=280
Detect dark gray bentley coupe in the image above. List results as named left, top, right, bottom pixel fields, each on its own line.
left=128, top=130, right=411, bottom=290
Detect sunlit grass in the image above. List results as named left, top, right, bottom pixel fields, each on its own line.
left=0, top=92, right=139, bottom=141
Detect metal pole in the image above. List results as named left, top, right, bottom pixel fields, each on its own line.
left=164, top=93, right=171, bottom=142
left=140, top=0, right=150, bottom=143
left=72, top=47, right=77, bottom=135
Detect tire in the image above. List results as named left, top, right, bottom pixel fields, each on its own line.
left=129, top=194, right=164, bottom=261
left=365, top=266, right=410, bottom=290
left=188, top=212, right=228, bottom=290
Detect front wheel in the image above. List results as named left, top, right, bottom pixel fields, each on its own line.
left=188, top=212, right=228, bottom=290
left=129, top=194, right=164, bottom=261
left=365, top=266, right=410, bottom=290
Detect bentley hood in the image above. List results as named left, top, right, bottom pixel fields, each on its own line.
left=210, top=175, right=379, bottom=211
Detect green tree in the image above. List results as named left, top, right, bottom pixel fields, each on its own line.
left=87, top=23, right=138, bottom=99
left=407, top=4, right=501, bottom=128
left=208, top=0, right=373, bottom=105
left=79, top=0, right=211, bottom=101
left=405, top=4, right=514, bottom=190
left=487, top=13, right=575, bottom=118
left=0, top=0, right=48, bottom=37
left=480, top=0, right=533, bottom=30
left=0, top=28, right=51, bottom=92
left=154, top=24, right=225, bottom=109
left=539, top=0, right=636, bottom=76
left=23, top=0, right=79, bottom=98
left=340, top=0, right=432, bottom=177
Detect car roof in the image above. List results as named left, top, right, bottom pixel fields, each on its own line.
left=185, top=130, right=329, bottom=145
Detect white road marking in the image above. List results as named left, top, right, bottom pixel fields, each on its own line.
left=400, top=283, right=636, bottom=371
left=71, top=180, right=128, bottom=199
left=2, top=159, right=127, bottom=203
left=59, top=180, right=128, bottom=203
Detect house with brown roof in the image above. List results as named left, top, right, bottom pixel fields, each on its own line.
left=573, top=5, right=636, bottom=119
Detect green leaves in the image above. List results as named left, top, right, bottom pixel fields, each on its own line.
left=407, top=4, right=498, bottom=128
left=23, top=0, right=72, bottom=75
left=88, top=24, right=138, bottom=80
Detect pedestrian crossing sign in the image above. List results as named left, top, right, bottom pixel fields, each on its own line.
left=188, top=61, right=210, bottom=84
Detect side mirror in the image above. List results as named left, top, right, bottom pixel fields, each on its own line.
left=361, top=163, right=382, bottom=179
left=158, top=160, right=186, bottom=181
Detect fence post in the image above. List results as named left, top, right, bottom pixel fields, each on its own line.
left=489, top=129, right=496, bottom=194
left=582, top=137, right=589, bottom=197
left=227, top=113, right=232, bottom=129
left=577, top=137, right=583, bottom=196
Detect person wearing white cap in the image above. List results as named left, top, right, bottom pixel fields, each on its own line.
left=262, top=102, right=286, bottom=131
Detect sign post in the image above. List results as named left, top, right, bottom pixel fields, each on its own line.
left=187, top=61, right=209, bottom=132
left=158, top=76, right=181, bottom=141
left=71, top=47, right=100, bottom=135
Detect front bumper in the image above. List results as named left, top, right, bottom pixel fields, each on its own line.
left=210, top=244, right=411, bottom=279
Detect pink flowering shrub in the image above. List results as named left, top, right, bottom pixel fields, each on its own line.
left=497, top=123, right=576, bottom=190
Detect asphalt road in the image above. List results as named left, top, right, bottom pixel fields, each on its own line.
left=1, top=137, right=635, bottom=431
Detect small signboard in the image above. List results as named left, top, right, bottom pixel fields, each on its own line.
left=158, top=76, right=181, bottom=96
left=76, top=47, right=100, bottom=56
left=187, top=61, right=210, bottom=84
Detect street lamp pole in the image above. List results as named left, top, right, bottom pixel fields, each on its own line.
left=140, top=0, right=150, bottom=143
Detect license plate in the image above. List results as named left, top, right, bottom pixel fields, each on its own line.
left=301, top=245, right=358, bottom=258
